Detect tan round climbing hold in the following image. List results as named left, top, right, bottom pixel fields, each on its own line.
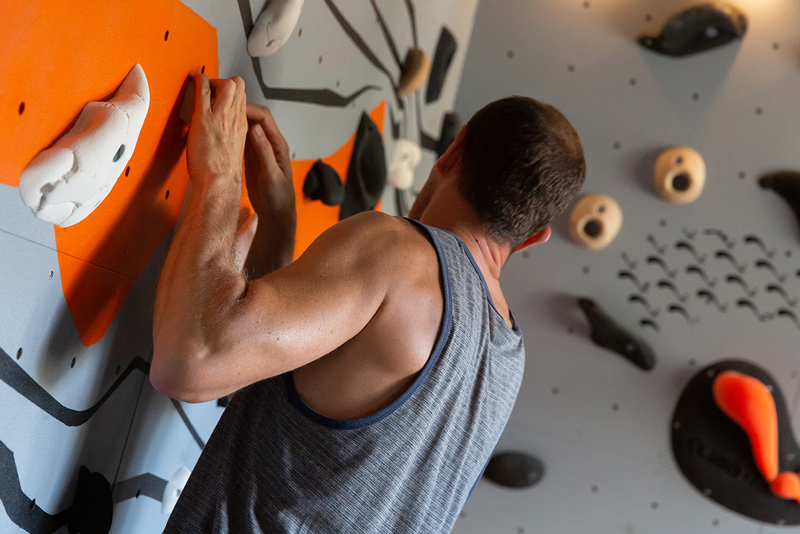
left=398, top=48, right=431, bottom=98
left=654, top=147, right=706, bottom=204
left=568, top=194, right=623, bottom=250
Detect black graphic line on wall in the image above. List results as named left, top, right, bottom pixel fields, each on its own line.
left=235, top=0, right=380, bottom=107
left=726, top=274, right=758, bottom=297
left=370, top=0, right=404, bottom=70
left=686, top=265, right=717, bottom=287
left=404, top=0, right=418, bottom=48
left=744, top=235, right=776, bottom=258
left=170, top=398, right=206, bottom=450
left=704, top=228, right=736, bottom=249
left=639, top=318, right=660, bottom=332
left=628, top=294, right=659, bottom=317
left=656, top=279, right=688, bottom=302
left=736, top=299, right=774, bottom=322
left=667, top=304, right=699, bottom=324
left=646, top=255, right=677, bottom=278
left=647, top=234, right=667, bottom=254
left=681, top=228, right=697, bottom=240
left=0, top=440, right=72, bottom=534
left=0, top=347, right=149, bottom=427
left=675, top=240, right=706, bottom=263
left=714, top=250, right=746, bottom=273
left=697, top=289, right=728, bottom=312
left=112, top=473, right=167, bottom=504
left=323, top=0, right=402, bottom=106
left=618, top=270, right=650, bottom=293
left=755, top=260, right=787, bottom=283
left=621, top=252, right=638, bottom=270
left=777, top=308, right=800, bottom=329
left=766, top=284, right=797, bottom=307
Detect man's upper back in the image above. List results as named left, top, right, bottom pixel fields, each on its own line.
left=164, top=216, right=526, bottom=533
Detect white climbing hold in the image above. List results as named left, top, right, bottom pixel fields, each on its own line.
left=161, top=465, right=191, bottom=515
left=247, top=0, right=305, bottom=58
left=18, top=63, right=150, bottom=228
left=387, top=139, right=422, bottom=191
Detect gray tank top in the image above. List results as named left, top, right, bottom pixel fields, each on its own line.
left=163, top=219, right=525, bottom=533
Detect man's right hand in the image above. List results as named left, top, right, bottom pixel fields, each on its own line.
left=243, top=103, right=297, bottom=277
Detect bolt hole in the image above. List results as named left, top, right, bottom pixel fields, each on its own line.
left=591, top=485, right=599, bottom=493
left=164, top=30, right=169, bottom=41
left=522, top=251, right=530, bottom=259
left=629, top=78, right=637, bottom=86
left=318, top=56, right=323, bottom=64
left=49, top=270, right=54, bottom=280
left=692, top=93, right=699, bottom=101
left=298, top=28, right=303, bottom=37
left=507, top=51, right=514, bottom=59
left=568, top=64, right=575, bottom=72
left=651, top=502, right=658, bottom=510
left=583, top=266, right=590, bottom=274
left=659, top=219, right=666, bottom=227
left=165, top=190, right=170, bottom=200
left=612, top=402, right=619, bottom=411
left=70, top=357, right=76, bottom=369
left=613, top=142, right=620, bottom=150
left=136, top=490, right=141, bottom=498
left=712, top=519, right=719, bottom=526
left=738, top=171, right=745, bottom=179
left=19, top=102, right=25, bottom=115
left=552, top=387, right=560, bottom=395
left=201, top=65, right=206, bottom=74
left=16, top=348, right=22, bottom=360
left=756, top=107, right=763, bottom=115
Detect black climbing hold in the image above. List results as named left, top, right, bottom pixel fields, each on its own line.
left=577, top=298, right=656, bottom=371
left=759, top=172, right=800, bottom=236
left=484, top=452, right=545, bottom=489
left=436, top=112, right=461, bottom=159
left=425, top=27, right=457, bottom=103
left=304, top=160, right=345, bottom=206
left=340, top=113, right=387, bottom=220
left=672, top=360, right=800, bottom=525
left=639, top=3, right=748, bottom=57
left=217, top=396, right=229, bottom=408
left=69, top=466, right=113, bottom=534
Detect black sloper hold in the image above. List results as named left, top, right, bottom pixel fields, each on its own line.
left=578, top=298, right=656, bottom=371
left=672, top=360, right=800, bottom=525
left=69, top=466, right=112, bottom=534
left=484, top=452, right=545, bottom=489
left=759, top=172, right=800, bottom=235
left=303, top=160, right=345, bottom=206
left=340, top=113, right=387, bottom=220
left=639, top=2, right=748, bottom=57
left=436, top=112, right=461, bottom=159
left=425, top=27, right=458, bottom=103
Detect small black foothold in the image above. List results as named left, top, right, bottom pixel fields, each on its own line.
left=638, top=3, right=747, bottom=57
left=484, top=452, right=545, bottom=488
left=426, top=27, right=457, bottom=103
left=304, top=160, right=344, bottom=206
left=578, top=298, right=656, bottom=371
left=217, top=396, right=229, bottom=408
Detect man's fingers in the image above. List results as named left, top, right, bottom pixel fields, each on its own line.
left=246, top=103, right=291, bottom=176
left=210, top=78, right=237, bottom=112
left=249, top=124, right=282, bottom=178
left=193, top=74, right=212, bottom=116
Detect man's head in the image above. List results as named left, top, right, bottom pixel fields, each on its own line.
left=459, top=96, right=586, bottom=249
left=411, top=96, right=586, bottom=251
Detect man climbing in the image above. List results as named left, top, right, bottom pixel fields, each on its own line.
left=153, top=73, right=585, bottom=533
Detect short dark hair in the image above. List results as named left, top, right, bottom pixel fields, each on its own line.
left=459, top=96, right=586, bottom=248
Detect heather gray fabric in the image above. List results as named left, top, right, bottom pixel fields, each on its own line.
left=163, top=219, right=526, bottom=533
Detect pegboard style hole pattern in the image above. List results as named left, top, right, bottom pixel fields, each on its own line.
left=591, top=485, right=599, bottom=493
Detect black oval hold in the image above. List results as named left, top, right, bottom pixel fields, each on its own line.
left=113, top=144, right=125, bottom=163
left=340, top=114, right=387, bottom=219
left=69, top=466, right=113, bottom=534
left=484, top=452, right=545, bottom=489
left=639, top=3, right=748, bottom=57
left=672, top=173, right=691, bottom=191
left=426, top=27, right=458, bottom=103
left=304, top=160, right=344, bottom=206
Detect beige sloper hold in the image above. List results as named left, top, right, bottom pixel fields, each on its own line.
left=568, top=194, right=623, bottom=250
left=653, top=147, right=706, bottom=204
left=398, top=48, right=431, bottom=98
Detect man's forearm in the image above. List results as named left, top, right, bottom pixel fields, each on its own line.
left=244, top=213, right=296, bottom=280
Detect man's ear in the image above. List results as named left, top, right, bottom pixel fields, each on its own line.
left=515, top=226, right=552, bottom=252
left=435, top=125, right=467, bottom=177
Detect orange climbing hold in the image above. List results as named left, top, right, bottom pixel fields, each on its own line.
left=712, top=370, right=779, bottom=482
left=771, top=472, right=800, bottom=503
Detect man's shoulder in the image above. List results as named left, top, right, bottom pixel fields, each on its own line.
left=330, top=212, right=436, bottom=265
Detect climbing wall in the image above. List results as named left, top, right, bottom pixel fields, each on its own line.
left=451, top=1, right=800, bottom=533
left=0, top=0, right=477, bottom=532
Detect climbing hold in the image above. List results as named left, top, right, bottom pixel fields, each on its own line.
left=672, top=360, right=800, bottom=524
left=69, top=466, right=113, bottom=534
left=484, top=452, right=545, bottom=489
left=161, top=466, right=191, bottom=515
left=759, top=172, right=800, bottom=236
left=397, top=48, right=431, bottom=98
left=712, top=371, right=779, bottom=482
left=568, top=194, right=623, bottom=250
left=771, top=472, right=800, bottom=503
left=19, top=64, right=149, bottom=227
left=654, top=147, right=706, bottom=204
left=387, top=139, right=422, bottom=191
left=639, top=3, right=748, bottom=57
left=247, top=0, right=305, bottom=57
left=425, top=27, right=457, bottom=103
left=339, top=113, right=386, bottom=220
left=303, top=160, right=344, bottom=206
left=436, top=112, right=460, bottom=159
left=577, top=298, right=656, bottom=371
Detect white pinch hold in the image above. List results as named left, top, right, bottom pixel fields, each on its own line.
left=247, top=0, right=305, bottom=58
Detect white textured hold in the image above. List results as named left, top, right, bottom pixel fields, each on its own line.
left=247, top=0, right=305, bottom=57
left=18, top=63, right=150, bottom=227
left=387, top=139, right=422, bottom=191
left=161, top=465, right=191, bottom=515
